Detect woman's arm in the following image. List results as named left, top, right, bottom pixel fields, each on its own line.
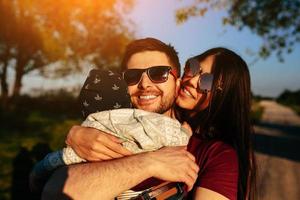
left=193, top=187, right=229, bottom=200
left=188, top=138, right=239, bottom=200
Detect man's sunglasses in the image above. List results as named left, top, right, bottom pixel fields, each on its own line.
left=184, top=58, right=214, bottom=93
left=122, top=66, right=177, bottom=86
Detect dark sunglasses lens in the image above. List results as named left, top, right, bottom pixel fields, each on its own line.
left=123, top=69, right=143, bottom=85
left=148, top=66, right=170, bottom=83
left=184, top=65, right=193, bottom=77
left=199, top=73, right=214, bottom=93
left=188, top=58, right=200, bottom=76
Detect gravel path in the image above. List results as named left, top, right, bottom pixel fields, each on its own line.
left=255, top=100, right=300, bottom=200
left=259, top=100, right=300, bottom=126
left=256, top=153, right=300, bottom=200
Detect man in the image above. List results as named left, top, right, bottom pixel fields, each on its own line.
left=42, top=38, right=199, bottom=199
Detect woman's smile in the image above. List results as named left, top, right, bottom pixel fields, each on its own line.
left=179, top=85, right=196, bottom=99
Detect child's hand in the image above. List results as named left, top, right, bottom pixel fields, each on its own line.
left=65, top=125, right=132, bottom=161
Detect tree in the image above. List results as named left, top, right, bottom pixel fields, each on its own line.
left=0, top=0, right=44, bottom=102
left=176, top=0, right=300, bottom=62
left=277, top=89, right=300, bottom=105
left=0, top=0, right=134, bottom=104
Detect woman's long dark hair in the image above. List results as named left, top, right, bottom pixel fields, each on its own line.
left=181, top=48, right=256, bottom=200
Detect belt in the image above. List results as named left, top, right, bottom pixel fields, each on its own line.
left=132, top=182, right=186, bottom=200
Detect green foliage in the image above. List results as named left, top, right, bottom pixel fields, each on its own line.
left=0, top=0, right=135, bottom=97
left=277, top=89, right=300, bottom=115
left=0, top=92, right=81, bottom=199
left=291, top=105, right=300, bottom=116
left=251, top=100, right=264, bottom=123
left=252, top=94, right=274, bottom=101
left=175, top=0, right=300, bottom=62
left=277, top=89, right=300, bottom=105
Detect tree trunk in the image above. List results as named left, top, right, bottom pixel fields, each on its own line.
left=0, top=62, right=9, bottom=106
left=12, top=58, right=25, bottom=98
left=0, top=47, right=10, bottom=107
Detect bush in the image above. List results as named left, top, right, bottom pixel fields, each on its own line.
left=11, top=91, right=80, bottom=117
left=251, top=100, right=264, bottom=123
left=277, top=89, right=300, bottom=104
left=277, top=89, right=300, bottom=115
left=0, top=90, right=82, bottom=200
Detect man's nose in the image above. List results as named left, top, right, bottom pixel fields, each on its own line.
left=137, top=72, right=153, bottom=89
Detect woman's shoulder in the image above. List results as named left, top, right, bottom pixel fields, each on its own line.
left=188, top=135, right=236, bottom=152
left=188, top=135, right=238, bottom=168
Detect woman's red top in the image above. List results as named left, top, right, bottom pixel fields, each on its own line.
left=187, top=135, right=239, bottom=200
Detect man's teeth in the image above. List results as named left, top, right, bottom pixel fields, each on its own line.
left=183, top=88, right=192, bottom=97
left=139, top=95, right=157, bottom=100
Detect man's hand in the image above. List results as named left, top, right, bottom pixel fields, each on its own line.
left=66, top=125, right=132, bottom=161
left=146, top=146, right=199, bottom=191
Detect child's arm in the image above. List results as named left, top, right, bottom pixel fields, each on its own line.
left=29, top=147, right=85, bottom=193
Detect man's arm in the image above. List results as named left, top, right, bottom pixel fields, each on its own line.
left=42, top=153, right=151, bottom=200
left=42, top=146, right=199, bottom=200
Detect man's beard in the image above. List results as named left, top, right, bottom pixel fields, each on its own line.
left=153, top=94, right=175, bottom=114
left=131, top=90, right=176, bottom=115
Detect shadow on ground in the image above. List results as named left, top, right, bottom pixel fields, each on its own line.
left=253, top=122, right=300, bottom=162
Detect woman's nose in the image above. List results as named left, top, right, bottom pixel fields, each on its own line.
left=186, top=75, right=200, bottom=89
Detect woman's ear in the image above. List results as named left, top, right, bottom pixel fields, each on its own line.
left=175, top=78, right=181, bottom=97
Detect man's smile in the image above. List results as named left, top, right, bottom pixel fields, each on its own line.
left=139, top=95, right=158, bottom=100
left=134, top=92, right=161, bottom=106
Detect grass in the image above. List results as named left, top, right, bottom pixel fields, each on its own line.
left=277, top=102, right=300, bottom=116
left=290, top=105, right=300, bottom=116
left=0, top=103, right=81, bottom=200
left=251, top=100, right=264, bottom=123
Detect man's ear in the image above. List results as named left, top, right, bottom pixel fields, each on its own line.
left=175, top=78, right=181, bottom=97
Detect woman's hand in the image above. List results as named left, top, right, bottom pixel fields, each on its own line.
left=145, top=146, right=199, bottom=191
left=65, top=125, right=132, bottom=161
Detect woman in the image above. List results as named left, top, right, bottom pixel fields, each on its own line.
left=175, top=48, right=256, bottom=200
left=66, top=47, right=256, bottom=200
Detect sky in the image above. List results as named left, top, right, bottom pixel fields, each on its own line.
left=21, top=0, right=300, bottom=97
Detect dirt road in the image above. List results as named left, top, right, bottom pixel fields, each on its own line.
left=260, top=100, right=300, bottom=126
left=254, top=100, right=300, bottom=200
left=256, top=153, right=300, bottom=200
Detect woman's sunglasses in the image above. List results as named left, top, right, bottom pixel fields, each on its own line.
left=122, top=66, right=177, bottom=86
left=184, top=58, right=214, bottom=93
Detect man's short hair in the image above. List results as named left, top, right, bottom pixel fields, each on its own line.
left=121, top=37, right=180, bottom=76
